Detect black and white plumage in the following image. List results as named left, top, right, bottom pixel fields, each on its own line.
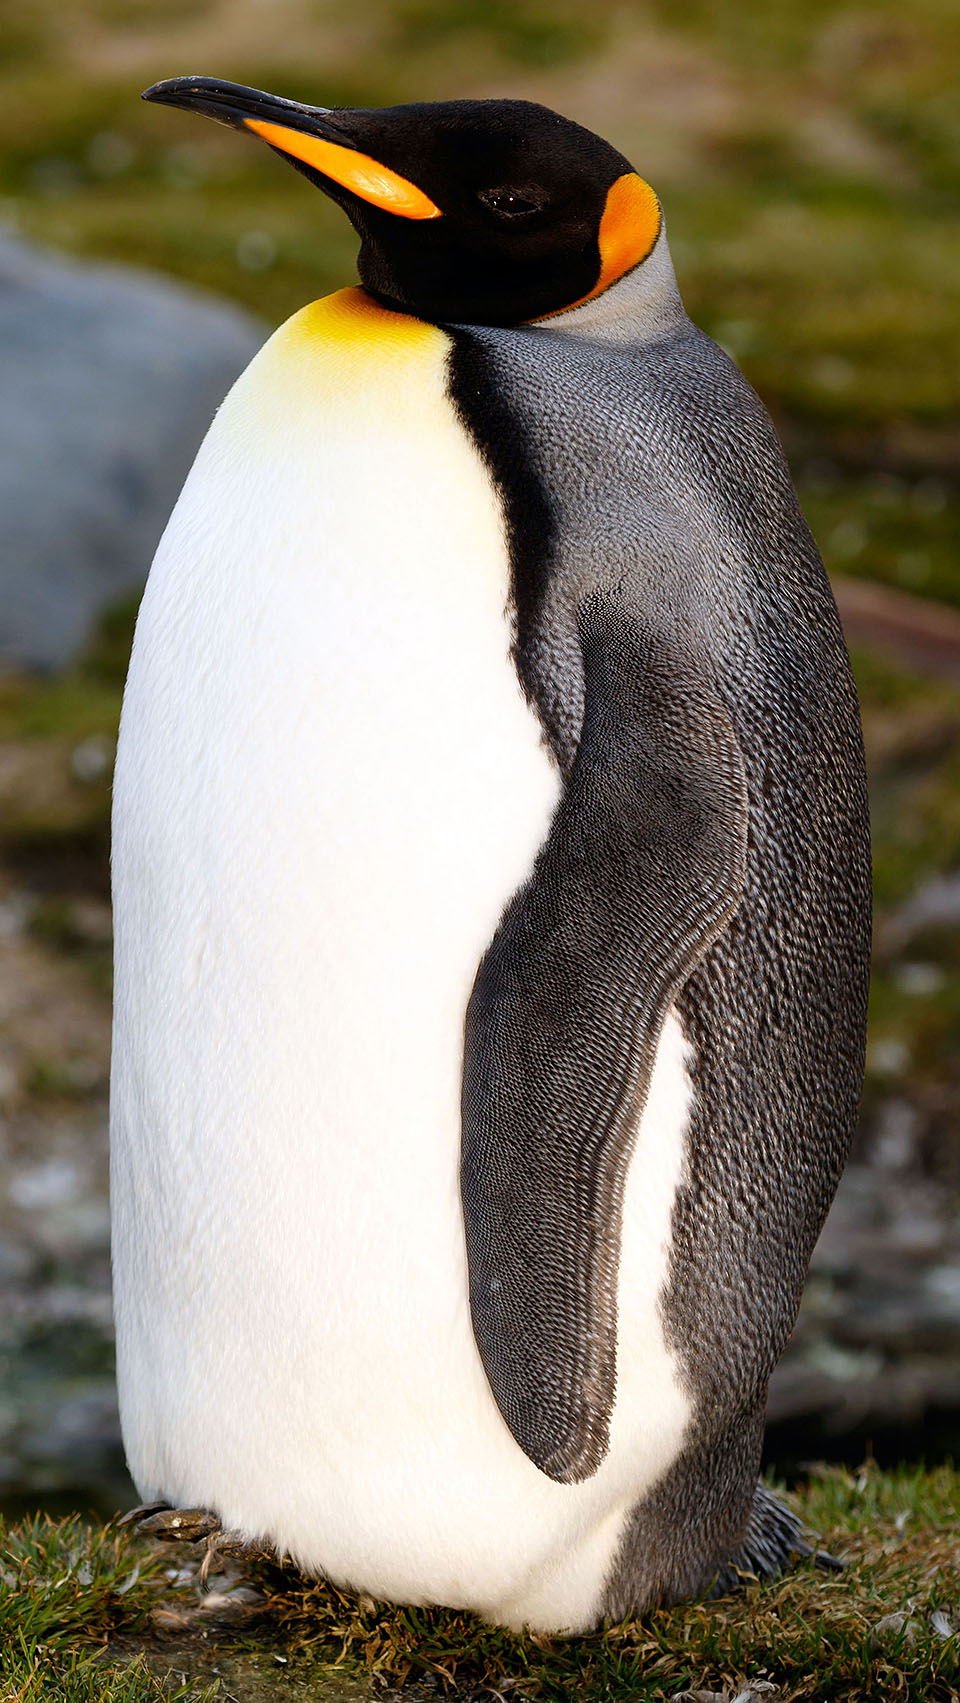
left=110, top=86, right=870, bottom=1631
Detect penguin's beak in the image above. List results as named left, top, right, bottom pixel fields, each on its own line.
left=141, top=76, right=442, bottom=221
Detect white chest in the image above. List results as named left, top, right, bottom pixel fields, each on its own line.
left=113, top=292, right=561, bottom=1184
left=110, top=291, right=692, bottom=1633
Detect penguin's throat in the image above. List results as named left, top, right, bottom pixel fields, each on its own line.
left=532, top=231, right=688, bottom=346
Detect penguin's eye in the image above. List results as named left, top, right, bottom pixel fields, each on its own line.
left=477, top=187, right=542, bottom=219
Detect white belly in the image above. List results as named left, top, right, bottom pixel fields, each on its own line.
left=110, top=291, right=692, bottom=1632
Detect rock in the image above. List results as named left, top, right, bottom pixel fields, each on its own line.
left=0, top=231, right=264, bottom=671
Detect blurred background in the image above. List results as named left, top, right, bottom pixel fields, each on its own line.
left=0, top=0, right=958, bottom=1520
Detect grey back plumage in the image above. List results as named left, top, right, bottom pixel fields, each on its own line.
left=447, top=247, right=870, bottom=1601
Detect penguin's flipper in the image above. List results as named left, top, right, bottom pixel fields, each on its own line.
left=461, top=599, right=748, bottom=1485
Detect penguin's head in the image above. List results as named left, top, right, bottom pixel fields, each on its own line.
left=142, top=79, right=662, bottom=326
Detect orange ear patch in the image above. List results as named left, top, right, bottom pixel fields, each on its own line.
left=244, top=118, right=443, bottom=221
left=595, top=172, right=661, bottom=294
left=536, top=171, right=661, bottom=320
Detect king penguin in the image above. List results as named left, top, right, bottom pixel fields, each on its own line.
left=110, top=79, right=871, bottom=1633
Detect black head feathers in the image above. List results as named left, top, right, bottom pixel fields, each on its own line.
left=142, top=80, right=662, bottom=326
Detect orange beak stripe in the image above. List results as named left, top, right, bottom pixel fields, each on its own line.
left=244, top=118, right=442, bottom=220
left=536, top=171, right=661, bottom=320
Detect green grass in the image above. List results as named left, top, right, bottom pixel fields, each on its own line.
left=1, top=1465, right=958, bottom=1701
left=2, top=1651, right=213, bottom=1703
left=0, top=1514, right=218, bottom=1700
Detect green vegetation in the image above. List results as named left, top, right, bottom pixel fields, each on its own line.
left=0, top=1514, right=216, bottom=1700
left=1, top=1465, right=958, bottom=1701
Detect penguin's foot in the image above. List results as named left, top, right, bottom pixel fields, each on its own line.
left=131, top=1505, right=221, bottom=1543
left=121, top=1502, right=279, bottom=1577
left=117, top=1500, right=172, bottom=1528
left=710, top=1483, right=813, bottom=1596
left=196, top=1528, right=278, bottom=1585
